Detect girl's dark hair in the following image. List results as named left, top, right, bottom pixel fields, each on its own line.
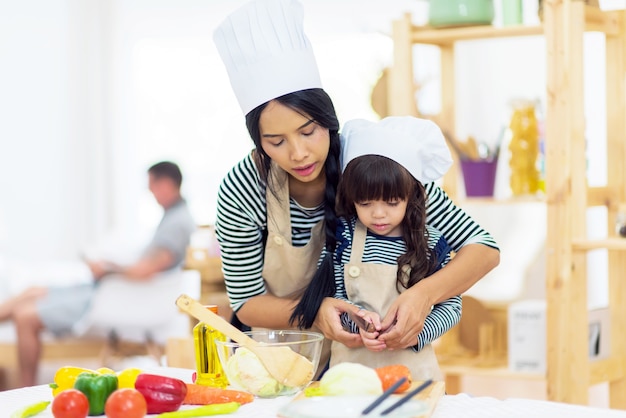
left=244, top=89, right=341, bottom=329
left=337, top=155, right=436, bottom=290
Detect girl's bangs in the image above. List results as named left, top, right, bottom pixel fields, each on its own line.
left=344, top=156, right=413, bottom=203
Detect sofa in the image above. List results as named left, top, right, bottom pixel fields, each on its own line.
left=0, top=267, right=201, bottom=389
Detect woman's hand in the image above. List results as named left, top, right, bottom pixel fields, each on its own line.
left=378, top=286, right=433, bottom=349
left=314, top=298, right=363, bottom=348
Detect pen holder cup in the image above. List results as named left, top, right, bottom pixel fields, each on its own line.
left=461, top=159, right=498, bottom=197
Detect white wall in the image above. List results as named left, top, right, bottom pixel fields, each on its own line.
left=0, top=0, right=423, bottom=262
left=0, top=0, right=622, bottom=307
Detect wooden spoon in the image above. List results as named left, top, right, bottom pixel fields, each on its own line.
left=175, top=294, right=315, bottom=388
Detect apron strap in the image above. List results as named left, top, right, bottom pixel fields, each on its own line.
left=266, top=162, right=292, bottom=244
left=349, top=221, right=367, bottom=264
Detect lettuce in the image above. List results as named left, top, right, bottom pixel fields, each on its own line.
left=305, top=362, right=383, bottom=397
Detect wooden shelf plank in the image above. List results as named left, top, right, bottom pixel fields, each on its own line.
left=407, top=6, right=619, bottom=46
left=410, top=25, right=542, bottom=45
left=572, top=238, right=626, bottom=251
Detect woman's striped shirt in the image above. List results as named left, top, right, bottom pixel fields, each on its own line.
left=215, top=153, right=499, bottom=312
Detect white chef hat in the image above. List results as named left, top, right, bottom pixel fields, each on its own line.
left=340, top=116, right=453, bottom=184
left=213, top=0, right=322, bottom=115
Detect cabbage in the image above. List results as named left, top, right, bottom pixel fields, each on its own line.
left=226, top=347, right=285, bottom=397
left=305, top=362, right=383, bottom=397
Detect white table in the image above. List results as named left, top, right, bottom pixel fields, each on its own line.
left=2, top=368, right=626, bottom=418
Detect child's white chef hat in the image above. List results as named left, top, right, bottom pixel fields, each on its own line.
left=213, top=0, right=322, bottom=115
left=341, top=116, right=453, bottom=184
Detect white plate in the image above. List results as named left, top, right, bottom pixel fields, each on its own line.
left=277, top=395, right=428, bottom=418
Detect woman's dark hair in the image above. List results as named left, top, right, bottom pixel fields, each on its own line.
left=245, top=88, right=341, bottom=329
left=336, top=155, right=436, bottom=290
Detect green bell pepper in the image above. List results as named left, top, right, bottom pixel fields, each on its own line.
left=74, top=371, right=118, bottom=416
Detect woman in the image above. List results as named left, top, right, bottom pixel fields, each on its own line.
left=213, top=0, right=499, bottom=351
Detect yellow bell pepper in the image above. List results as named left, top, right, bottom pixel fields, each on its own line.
left=96, top=367, right=116, bottom=375
left=117, top=367, right=142, bottom=389
left=49, top=366, right=95, bottom=396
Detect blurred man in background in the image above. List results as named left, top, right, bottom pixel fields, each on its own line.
left=0, top=161, right=196, bottom=387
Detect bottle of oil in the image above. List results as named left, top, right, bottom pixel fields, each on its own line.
left=193, top=305, right=228, bottom=388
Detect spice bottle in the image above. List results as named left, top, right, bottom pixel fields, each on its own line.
left=193, top=305, right=228, bottom=388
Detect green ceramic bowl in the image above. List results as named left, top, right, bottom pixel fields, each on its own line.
left=428, top=0, right=494, bottom=28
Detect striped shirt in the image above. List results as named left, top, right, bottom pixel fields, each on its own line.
left=334, top=217, right=461, bottom=352
left=215, top=153, right=499, bottom=312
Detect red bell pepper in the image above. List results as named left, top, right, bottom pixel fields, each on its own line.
left=134, top=373, right=188, bottom=414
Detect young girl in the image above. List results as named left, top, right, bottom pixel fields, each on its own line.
left=291, top=116, right=460, bottom=380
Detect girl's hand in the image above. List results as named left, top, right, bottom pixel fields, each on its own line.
left=356, top=309, right=385, bottom=352
left=315, top=298, right=363, bottom=348
left=379, top=287, right=432, bottom=349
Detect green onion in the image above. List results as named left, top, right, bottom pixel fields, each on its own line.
left=10, top=400, right=51, bottom=418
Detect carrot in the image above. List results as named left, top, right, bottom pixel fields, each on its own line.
left=375, top=364, right=412, bottom=393
left=182, top=383, right=255, bottom=405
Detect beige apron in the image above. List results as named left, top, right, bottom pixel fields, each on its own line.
left=330, top=221, right=443, bottom=381
left=261, top=163, right=331, bottom=377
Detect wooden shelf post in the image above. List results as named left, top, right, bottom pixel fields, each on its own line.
left=544, top=0, right=589, bottom=404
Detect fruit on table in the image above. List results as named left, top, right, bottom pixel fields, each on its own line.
left=50, top=367, right=96, bottom=397
left=135, top=373, right=188, bottom=414
left=182, top=383, right=254, bottom=405
left=51, top=389, right=89, bottom=418
left=10, top=400, right=51, bottom=418
left=104, top=388, right=148, bottom=418
left=375, top=364, right=412, bottom=393
left=74, top=371, right=119, bottom=416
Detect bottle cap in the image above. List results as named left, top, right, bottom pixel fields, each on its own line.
left=204, top=305, right=218, bottom=314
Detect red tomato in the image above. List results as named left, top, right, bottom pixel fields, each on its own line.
left=51, top=389, right=89, bottom=418
left=105, top=388, right=148, bottom=418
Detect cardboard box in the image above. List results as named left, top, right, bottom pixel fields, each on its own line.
left=508, top=299, right=546, bottom=373
left=508, top=300, right=611, bottom=374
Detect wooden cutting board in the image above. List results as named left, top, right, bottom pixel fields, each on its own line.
left=289, top=380, right=445, bottom=417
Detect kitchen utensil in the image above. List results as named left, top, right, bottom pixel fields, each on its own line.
left=283, top=380, right=444, bottom=418
left=379, top=379, right=433, bottom=415
left=175, top=294, right=315, bottom=388
left=347, top=310, right=374, bottom=333
left=361, top=377, right=408, bottom=415
left=215, top=330, right=323, bottom=397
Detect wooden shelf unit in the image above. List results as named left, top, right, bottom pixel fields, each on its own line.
left=388, top=2, right=626, bottom=408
